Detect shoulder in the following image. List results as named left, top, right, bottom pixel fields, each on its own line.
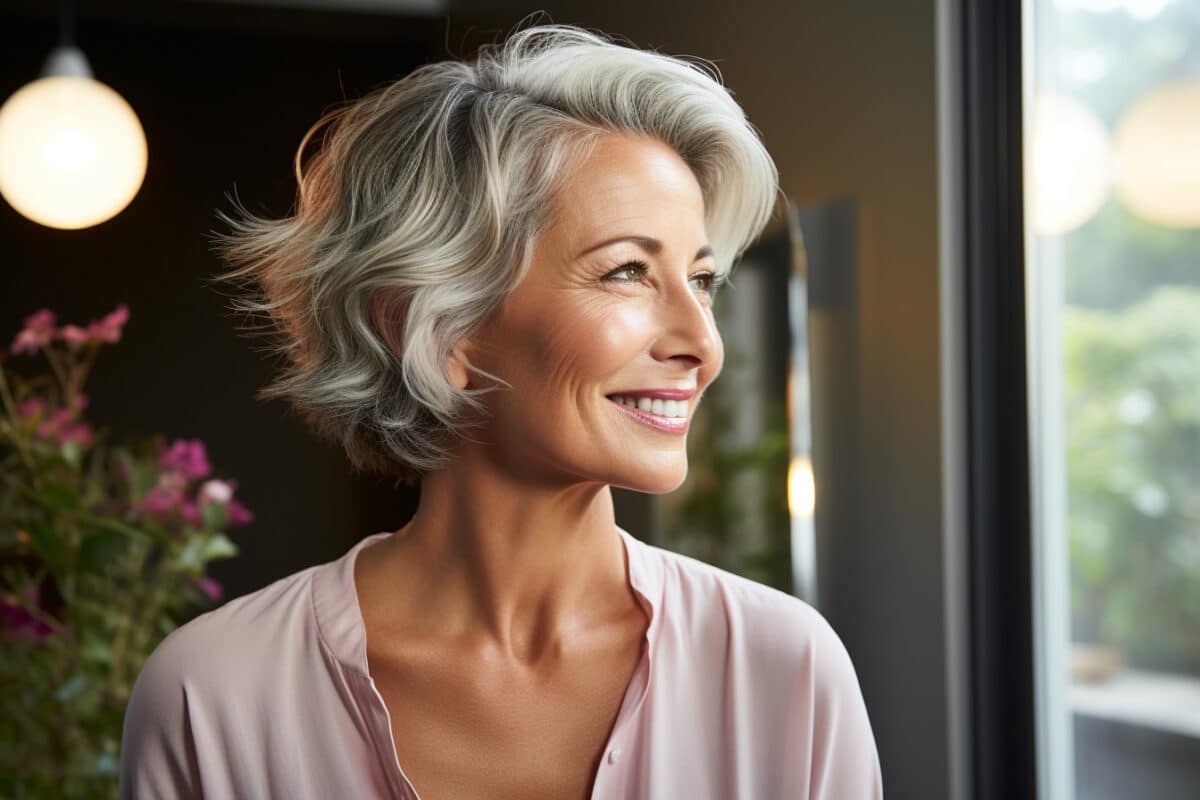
left=641, top=544, right=882, bottom=797
left=647, top=542, right=844, bottom=660
left=643, top=542, right=871, bottom=721
left=119, top=562, right=324, bottom=797
left=123, top=561, right=322, bottom=733
left=146, top=562, right=320, bottom=685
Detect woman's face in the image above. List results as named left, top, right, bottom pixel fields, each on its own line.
left=457, top=132, right=724, bottom=494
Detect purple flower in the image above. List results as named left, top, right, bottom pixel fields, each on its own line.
left=15, top=395, right=46, bottom=421
left=10, top=309, right=57, bottom=355
left=1, top=586, right=55, bottom=644
left=134, top=472, right=188, bottom=521
left=58, top=324, right=91, bottom=346
left=33, top=399, right=93, bottom=448
left=158, top=439, right=212, bottom=481
left=58, top=422, right=94, bottom=447
left=182, top=479, right=254, bottom=529
left=86, top=304, right=129, bottom=344
left=226, top=498, right=255, bottom=527
left=179, top=499, right=202, bottom=528
left=196, top=576, right=224, bottom=602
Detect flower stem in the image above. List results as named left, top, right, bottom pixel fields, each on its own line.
left=0, top=365, right=39, bottom=478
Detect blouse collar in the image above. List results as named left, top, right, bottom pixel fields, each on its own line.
left=312, top=523, right=662, bottom=680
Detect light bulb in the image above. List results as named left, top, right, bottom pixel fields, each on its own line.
left=1028, top=93, right=1111, bottom=236
left=788, top=455, right=816, bottom=517
left=0, top=47, right=147, bottom=230
left=1113, top=80, right=1200, bottom=229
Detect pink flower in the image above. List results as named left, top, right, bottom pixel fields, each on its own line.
left=135, top=472, right=188, bottom=521
left=179, top=499, right=202, bottom=528
left=10, top=309, right=57, bottom=355
left=199, top=479, right=235, bottom=505
left=183, top=479, right=253, bottom=529
left=1, top=585, right=55, bottom=644
left=196, top=576, right=224, bottom=602
left=58, top=422, right=94, bottom=447
left=158, top=439, right=212, bottom=481
left=15, top=395, right=46, bottom=421
left=226, top=497, right=255, bottom=526
left=27, top=393, right=89, bottom=445
left=86, top=304, right=130, bottom=344
left=58, top=324, right=91, bottom=346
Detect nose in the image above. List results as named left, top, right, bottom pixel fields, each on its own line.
left=649, top=276, right=722, bottom=373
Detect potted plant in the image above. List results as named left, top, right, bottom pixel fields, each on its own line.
left=0, top=305, right=253, bottom=798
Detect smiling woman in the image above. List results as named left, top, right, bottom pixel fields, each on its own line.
left=117, top=21, right=883, bottom=800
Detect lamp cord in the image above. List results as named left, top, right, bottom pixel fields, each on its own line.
left=58, top=0, right=76, bottom=48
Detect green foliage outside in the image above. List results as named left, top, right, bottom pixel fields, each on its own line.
left=1065, top=284, right=1200, bottom=673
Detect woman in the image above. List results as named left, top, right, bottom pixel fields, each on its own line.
left=119, top=23, right=883, bottom=800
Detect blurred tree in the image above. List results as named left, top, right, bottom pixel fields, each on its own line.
left=1065, top=286, right=1200, bottom=673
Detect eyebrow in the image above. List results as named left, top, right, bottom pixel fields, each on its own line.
left=577, top=235, right=714, bottom=263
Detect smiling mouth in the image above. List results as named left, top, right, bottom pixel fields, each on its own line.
left=604, top=395, right=690, bottom=434
left=605, top=394, right=689, bottom=417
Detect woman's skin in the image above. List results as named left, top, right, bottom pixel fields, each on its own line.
left=358, top=132, right=725, bottom=798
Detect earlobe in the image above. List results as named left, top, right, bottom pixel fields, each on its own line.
left=447, top=342, right=472, bottom=390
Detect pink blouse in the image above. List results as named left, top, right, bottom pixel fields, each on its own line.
left=119, top=525, right=883, bottom=798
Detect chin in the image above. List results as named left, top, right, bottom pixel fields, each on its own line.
left=615, top=466, right=688, bottom=495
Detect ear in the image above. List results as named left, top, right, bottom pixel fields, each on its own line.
left=446, top=340, right=473, bottom=391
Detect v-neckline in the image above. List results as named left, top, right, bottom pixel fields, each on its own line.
left=332, top=524, right=660, bottom=800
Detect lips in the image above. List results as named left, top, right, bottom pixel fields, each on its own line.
left=605, top=395, right=690, bottom=434
left=604, top=387, right=697, bottom=400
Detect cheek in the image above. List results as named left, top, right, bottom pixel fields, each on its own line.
left=534, top=301, right=651, bottom=386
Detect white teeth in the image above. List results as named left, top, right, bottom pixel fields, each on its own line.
left=609, top=395, right=689, bottom=418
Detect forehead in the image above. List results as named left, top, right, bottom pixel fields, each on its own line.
left=549, top=134, right=707, bottom=248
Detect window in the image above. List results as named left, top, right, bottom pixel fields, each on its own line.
left=1025, top=1, right=1200, bottom=797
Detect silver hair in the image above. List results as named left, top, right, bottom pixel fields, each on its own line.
left=209, top=22, right=781, bottom=486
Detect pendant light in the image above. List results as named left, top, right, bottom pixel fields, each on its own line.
left=0, top=1, right=148, bottom=230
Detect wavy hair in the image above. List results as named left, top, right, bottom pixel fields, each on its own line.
left=209, top=22, right=781, bottom=486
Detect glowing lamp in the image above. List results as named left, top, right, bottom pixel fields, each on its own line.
left=1028, top=93, right=1111, bottom=236
left=788, top=455, right=816, bottom=518
left=1113, top=80, right=1200, bottom=229
left=0, top=46, right=147, bottom=230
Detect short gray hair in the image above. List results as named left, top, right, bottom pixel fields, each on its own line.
left=210, top=22, right=781, bottom=486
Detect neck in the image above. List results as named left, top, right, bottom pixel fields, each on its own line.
left=378, top=456, right=633, bottom=667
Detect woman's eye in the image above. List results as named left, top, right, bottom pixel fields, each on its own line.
left=604, top=261, right=649, bottom=283
left=602, top=262, right=725, bottom=298
left=693, top=272, right=727, bottom=298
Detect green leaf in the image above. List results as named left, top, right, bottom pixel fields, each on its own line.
left=202, top=532, right=237, bottom=561
left=54, top=675, right=88, bottom=703
left=200, top=501, right=228, bottom=531
left=77, top=529, right=127, bottom=574
left=74, top=512, right=152, bottom=544
left=80, top=635, right=113, bottom=667
left=60, top=440, right=82, bottom=470
left=24, top=521, right=68, bottom=575
left=173, top=532, right=238, bottom=572
left=40, top=481, right=80, bottom=511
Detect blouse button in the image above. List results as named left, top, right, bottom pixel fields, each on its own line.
left=608, top=748, right=621, bottom=765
